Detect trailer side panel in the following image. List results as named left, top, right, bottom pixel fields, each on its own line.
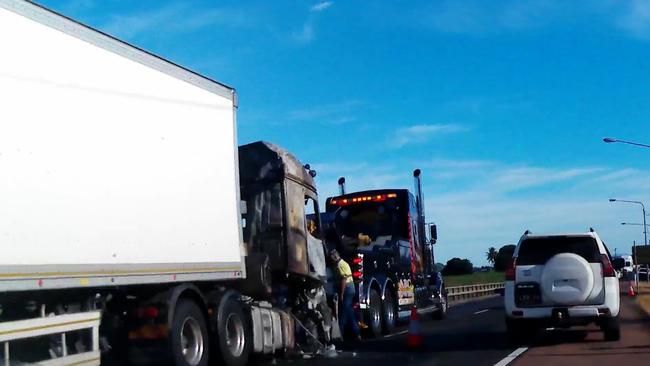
left=0, top=0, right=244, bottom=291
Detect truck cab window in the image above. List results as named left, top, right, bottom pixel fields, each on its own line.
left=305, top=196, right=321, bottom=240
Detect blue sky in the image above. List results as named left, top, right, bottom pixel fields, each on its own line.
left=38, top=0, right=650, bottom=265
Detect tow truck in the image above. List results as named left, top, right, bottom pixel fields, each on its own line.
left=322, top=170, right=447, bottom=337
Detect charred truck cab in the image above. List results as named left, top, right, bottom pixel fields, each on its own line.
left=238, top=141, right=333, bottom=349
left=324, top=170, right=446, bottom=337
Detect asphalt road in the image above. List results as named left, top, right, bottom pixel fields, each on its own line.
left=514, top=294, right=650, bottom=365
left=275, top=293, right=650, bottom=366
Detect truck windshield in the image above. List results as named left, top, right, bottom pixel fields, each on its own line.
left=334, top=201, right=407, bottom=243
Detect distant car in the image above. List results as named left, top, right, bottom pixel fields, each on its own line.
left=504, top=230, right=620, bottom=341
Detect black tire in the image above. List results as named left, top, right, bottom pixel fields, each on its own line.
left=169, top=299, right=209, bottom=366
left=214, top=297, right=251, bottom=366
left=364, top=289, right=382, bottom=338
left=602, top=316, right=621, bottom=341
left=432, top=293, right=448, bottom=320
left=381, top=290, right=396, bottom=335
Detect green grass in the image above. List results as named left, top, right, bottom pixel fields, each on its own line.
left=444, top=271, right=505, bottom=287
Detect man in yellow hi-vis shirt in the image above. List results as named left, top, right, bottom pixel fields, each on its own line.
left=329, top=250, right=361, bottom=341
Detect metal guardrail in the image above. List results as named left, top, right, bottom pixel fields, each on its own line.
left=447, top=282, right=505, bottom=303
left=638, top=265, right=650, bottom=282
left=0, top=311, right=101, bottom=366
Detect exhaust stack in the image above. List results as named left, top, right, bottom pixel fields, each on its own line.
left=413, top=169, right=425, bottom=224
left=338, top=177, right=346, bottom=195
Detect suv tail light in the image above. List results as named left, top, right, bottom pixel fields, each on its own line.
left=601, top=254, right=615, bottom=277
left=505, top=258, right=516, bottom=281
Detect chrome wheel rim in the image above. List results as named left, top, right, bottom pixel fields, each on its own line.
left=226, top=313, right=245, bottom=357
left=181, top=317, right=204, bottom=366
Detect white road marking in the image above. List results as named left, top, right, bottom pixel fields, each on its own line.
left=494, top=347, right=528, bottom=366
left=384, top=330, right=408, bottom=338
left=474, top=309, right=489, bottom=315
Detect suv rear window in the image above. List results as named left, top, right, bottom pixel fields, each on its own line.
left=517, top=236, right=601, bottom=265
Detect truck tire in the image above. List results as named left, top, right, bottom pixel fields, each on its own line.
left=365, top=289, right=382, bottom=338
left=381, top=290, right=396, bottom=335
left=214, top=297, right=251, bottom=366
left=602, top=316, right=621, bottom=341
left=170, top=299, right=209, bottom=366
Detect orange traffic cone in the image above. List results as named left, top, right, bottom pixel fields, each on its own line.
left=406, top=307, right=423, bottom=348
left=628, top=282, right=636, bottom=297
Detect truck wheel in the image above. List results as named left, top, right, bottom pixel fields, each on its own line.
left=170, top=299, right=209, bottom=366
left=601, top=316, right=621, bottom=341
left=214, top=297, right=251, bottom=366
left=365, top=289, right=382, bottom=338
left=381, top=290, right=396, bottom=334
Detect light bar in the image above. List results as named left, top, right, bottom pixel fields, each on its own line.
left=331, top=193, right=397, bottom=206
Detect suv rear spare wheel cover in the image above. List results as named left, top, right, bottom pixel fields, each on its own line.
left=540, top=253, right=594, bottom=305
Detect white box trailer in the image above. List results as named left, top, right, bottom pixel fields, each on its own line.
left=0, top=0, right=245, bottom=292
left=0, top=1, right=335, bottom=366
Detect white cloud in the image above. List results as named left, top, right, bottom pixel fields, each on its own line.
left=423, top=158, right=495, bottom=170
left=101, top=3, right=252, bottom=39
left=393, top=123, right=468, bottom=148
left=420, top=0, right=567, bottom=36
left=491, top=167, right=602, bottom=191
left=290, top=23, right=315, bottom=44
left=311, top=1, right=334, bottom=12
left=407, top=0, right=650, bottom=41
left=290, top=1, right=334, bottom=44
left=616, top=0, right=650, bottom=40
left=287, top=100, right=361, bottom=124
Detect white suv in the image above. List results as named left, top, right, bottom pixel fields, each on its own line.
left=504, top=230, right=620, bottom=341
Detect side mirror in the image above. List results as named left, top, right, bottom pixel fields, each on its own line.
left=429, top=224, right=438, bottom=244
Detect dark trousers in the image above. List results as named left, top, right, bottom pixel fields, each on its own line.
left=339, top=283, right=360, bottom=336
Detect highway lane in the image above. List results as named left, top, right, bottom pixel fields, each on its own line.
left=514, top=295, right=650, bottom=365
left=276, top=293, right=650, bottom=366
left=274, top=296, right=519, bottom=366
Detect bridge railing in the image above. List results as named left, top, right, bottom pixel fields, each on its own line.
left=447, top=282, right=505, bottom=303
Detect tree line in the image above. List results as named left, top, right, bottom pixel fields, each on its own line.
left=440, top=244, right=516, bottom=276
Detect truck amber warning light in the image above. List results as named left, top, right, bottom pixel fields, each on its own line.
left=331, top=193, right=397, bottom=205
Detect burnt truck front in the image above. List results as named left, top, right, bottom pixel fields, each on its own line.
left=237, top=141, right=333, bottom=347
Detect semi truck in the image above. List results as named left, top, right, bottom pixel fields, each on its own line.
left=323, top=170, right=446, bottom=337
left=0, top=1, right=333, bottom=365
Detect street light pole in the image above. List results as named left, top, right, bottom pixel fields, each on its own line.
left=603, top=137, right=650, bottom=149
left=610, top=198, right=648, bottom=245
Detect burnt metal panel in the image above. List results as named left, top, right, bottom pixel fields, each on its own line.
left=239, top=141, right=322, bottom=279
left=284, top=180, right=310, bottom=276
